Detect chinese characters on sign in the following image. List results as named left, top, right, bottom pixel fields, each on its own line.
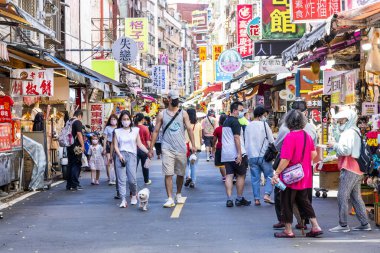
left=199, top=46, right=207, bottom=61
left=90, top=103, right=104, bottom=132
left=152, top=65, right=168, bottom=93
left=362, top=102, right=378, bottom=116
left=247, top=17, right=261, bottom=41
left=125, top=18, right=148, bottom=52
left=159, top=54, right=169, bottom=65
left=215, top=61, right=233, bottom=82
left=259, top=59, right=290, bottom=74
left=177, top=55, right=184, bottom=87
left=0, top=123, right=11, bottom=152
left=290, top=0, right=341, bottom=23
left=112, top=37, right=138, bottom=64
left=330, top=75, right=343, bottom=105
left=11, top=69, right=54, bottom=97
left=262, top=0, right=305, bottom=40
left=212, top=45, right=223, bottom=61
left=237, top=4, right=253, bottom=58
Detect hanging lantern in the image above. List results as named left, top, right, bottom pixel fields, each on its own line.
left=311, top=61, right=320, bottom=74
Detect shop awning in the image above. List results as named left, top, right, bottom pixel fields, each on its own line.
left=8, top=48, right=59, bottom=68
left=232, top=74, right=276, bottom=95
left=123, top=65, right=150, bottom=79
left=224, top=71, right=249, bottom=90
left=203, top=82, right=222, bottom=97
left=0, top=1, right=56, bottom=38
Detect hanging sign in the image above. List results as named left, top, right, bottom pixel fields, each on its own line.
left=362, top=102, right=378, bottom=116
left=215, top=61, right=233, bottom=82
left=11, top=68, right=54, bottom=97
left=160, top=65, right=168, bottom=93
left=344, top=69, right=359, bottom=104
left=322, top=70, right=346, bottom=95
left=112, top=37, right=138, bottom=64
left=177, top=55, right=184, bottom=87
left=89, top=103, right=104, bottom=132
left=290, top=0, right=341, bottom=23
left=262, top=0, right=305, bottom=40
left=218, top=50, right=243, bottom=74
left=125, top=18, right=148, bottom=52
left=159, top=54, right=169, bottom=65
left=212, top=45, right=223, bottom=61
left=237, top=4, right=254, bottom=58
left=259, top=59, right=290, bottom=74
left=247, top=17, right=261, bottom=41
left=330, top=75, right=343, bottom=105
left=199, top=46, right=207, bottom=61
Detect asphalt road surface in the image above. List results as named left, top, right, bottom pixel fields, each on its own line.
left=1, top=153, right=379, bottom=253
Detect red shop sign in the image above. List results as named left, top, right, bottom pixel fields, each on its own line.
left=290, top=0, right=341, bottom=23
left=236, top=4, right=253, bottom=58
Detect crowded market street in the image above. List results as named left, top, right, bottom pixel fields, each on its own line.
left=0, top=153, right=379, bottom=253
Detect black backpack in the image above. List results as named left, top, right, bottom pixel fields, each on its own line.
left=353, top=129, right=373, bottom=175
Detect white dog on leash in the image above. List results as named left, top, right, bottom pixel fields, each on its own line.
left=138, top=188, right=150, bottom=211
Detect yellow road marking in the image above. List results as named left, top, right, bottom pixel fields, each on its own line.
left=170, top=197, right=187, bottom=218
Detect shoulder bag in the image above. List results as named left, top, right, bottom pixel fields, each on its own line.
left=281, top=131, right=306, bottom=185
left=207, top=116, right=215, bottom=129
left=163, top=109, right=182, bottom=136
left=263, top=122, right=277, bottom=162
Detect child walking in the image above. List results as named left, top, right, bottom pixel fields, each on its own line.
left=88, top=134, right=105, bottom=185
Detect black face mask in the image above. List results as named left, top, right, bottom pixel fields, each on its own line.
left=171, top=99, right=179, bottom=107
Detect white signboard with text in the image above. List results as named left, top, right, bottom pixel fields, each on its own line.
left=259, top=59, right=290, bottom=74
left=11, top=68, right=54, bottom=97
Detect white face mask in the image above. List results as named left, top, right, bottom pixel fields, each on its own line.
left=111, top=119, right=117, bottom=126
left=338, top=123, right=346, bottom=132
left=261, top=116, right=267, bottom=122
left=122, top=120, right=131, bottom=128
left=92, top=140, right=98, bottom=145
left=238, top=112, right=245, bottom=118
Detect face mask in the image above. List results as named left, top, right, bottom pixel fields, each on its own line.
left=171, top=99, right=179, bottom=107
left=92, top=140, right=98, bottom=145
left=238, top=112, right=245, bottom=118
left=122, top=120, right=131, bottom=128
left=111, top=119, right=117, bottom=126
left=338, top=123, right=346, bottom=132
left=261, top=116, right=267, bottom=122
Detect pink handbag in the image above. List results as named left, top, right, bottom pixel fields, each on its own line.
left=282, top=131, right=306, bottom=185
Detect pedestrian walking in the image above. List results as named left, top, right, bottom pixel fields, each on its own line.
left=155, top=129, right=163, bottom=160
left=134, top=113, right=152, bottom=185
left=212, top=114, right=227, bottom=181
left=184, top=108, right=202, bottom=188
left=245, top=106, right=274, bottom=206
left=222, top=101, right=251, bottom=208
left=66, top=110, right=85, bottom=191
left=273, top=100, right=317, bottom=230
left=202, top=109, right=217, bottom=161
left=144, top=116, right=155, bottom=134
left=328, top=109, right=372, bottom=232
left=113, top=110, right=150, bottom=208
left=148, top=90, right=196, bottom=208
left=103, top=114, right=118, bottom=185
left=88, top=134, right=105, bottom=185
left=271, top=110, right=323, bottom=238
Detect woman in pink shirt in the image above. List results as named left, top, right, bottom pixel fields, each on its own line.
left=272, top=110, right=323, bottom=238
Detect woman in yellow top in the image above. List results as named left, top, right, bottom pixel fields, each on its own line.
left=185, top=108, right=203, bottom=188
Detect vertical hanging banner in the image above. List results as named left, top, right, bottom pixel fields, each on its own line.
left=160, top=65, right=168, bottom=93
left=177, top=54, right=184, bottom=87
left=199, top=46, right=207, bottom=61
left=290, top=0, right=341, bottom=23
left=89, top=103, right=104, bottom=132
left=262, top=0, right=305, bottom=40
left=237, top=4, right=253, bottom=59
left=125, top=18, right=148, bottom=52
left=159, top=54, right=169, bottom=65
left=152, top=65, right=161, bottom=89
left=212, top=45, right=223, bottom=61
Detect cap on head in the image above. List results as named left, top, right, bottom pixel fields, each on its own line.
left=167, top=90, right=179, bottom=100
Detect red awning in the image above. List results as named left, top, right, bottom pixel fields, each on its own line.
left=203, top=82, right=222, bottom=97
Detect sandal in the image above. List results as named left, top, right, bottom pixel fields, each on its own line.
left=255, top=200, right=261, bottom=206
left=264, top=198, right=275, bottom=205
left=306, top=230, right=323, bottom=238
left=274, top=231, right=295, bottom=238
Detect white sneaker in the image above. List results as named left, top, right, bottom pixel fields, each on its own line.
left=131, top=196, right=138, bottom=205
left=163, top=198, right=175, bottom=208
left=329, top=225, right=350, bottom=233
left=108, top=181, right=116, bottom=185
left=175, top=193, right=186, bottom=204
left=119, top=199, right=127, bottom=208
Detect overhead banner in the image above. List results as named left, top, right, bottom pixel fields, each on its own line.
left=259, top=59, right=290, bottom=74
left=261, top=0, right=305, bottom=40
left=237, top=4, right=253, bottom=59
left=199, top=46, right=207, bottom=61
left=290, top=0, right=341, bottom=23
left=125, top=18, right=148, bottom=52
left=11, top=68, right=54, bottom=97
left=254, top=40, right=297, bottom=56
left=212, top=45, right=223, bottom=61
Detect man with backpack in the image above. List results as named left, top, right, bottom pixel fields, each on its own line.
left=148, top=90, right=196, bottom=208
left=328, top=109, right=372, bottom=232
left=202, top=109, right=217, bottom=161
left=63, top=110, right=85, bottom=191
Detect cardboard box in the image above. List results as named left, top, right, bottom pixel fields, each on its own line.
left=361, top=186, right=375, bottom=205
left=319, top=171, right=340, bottom=190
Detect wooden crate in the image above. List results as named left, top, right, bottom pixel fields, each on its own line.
left=375, top=203, right=380, bottom=226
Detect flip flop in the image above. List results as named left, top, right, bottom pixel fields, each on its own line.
left=306, top=230, right=324, bottom=237
left=274, top=231, right=295, bottom=238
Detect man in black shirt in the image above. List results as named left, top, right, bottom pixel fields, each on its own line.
left=66, top=110, right=85, bottom=191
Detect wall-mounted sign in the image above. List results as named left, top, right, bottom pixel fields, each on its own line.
left=237, top=4, right=253, bottom=58
left=362, top=102, right=378, bottom=116
left=199, top=46, right=207, bottom=61
left=112, top=37, right=138, bottom=64
left=254, top=40, right=297, bottom=56
left=215, top=61, right=233, bottom=82
left=11, top=68, right=54, bottom=97
left=159, top=54, right=169, bottom=65
left=262, top=0, right=305, bottom=40
left=247, top=17, right=261, bottom=41
left=218, top=50, right=243, bottom=74
left=259, top=59, right=290, bottom=74
left=212, top=45, right=223, bottom=61
left=322, top=70, right=346, bottom=95
left=290, top=0, right=341, bottom=23
left=125, top=18, right=148, bottom=52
